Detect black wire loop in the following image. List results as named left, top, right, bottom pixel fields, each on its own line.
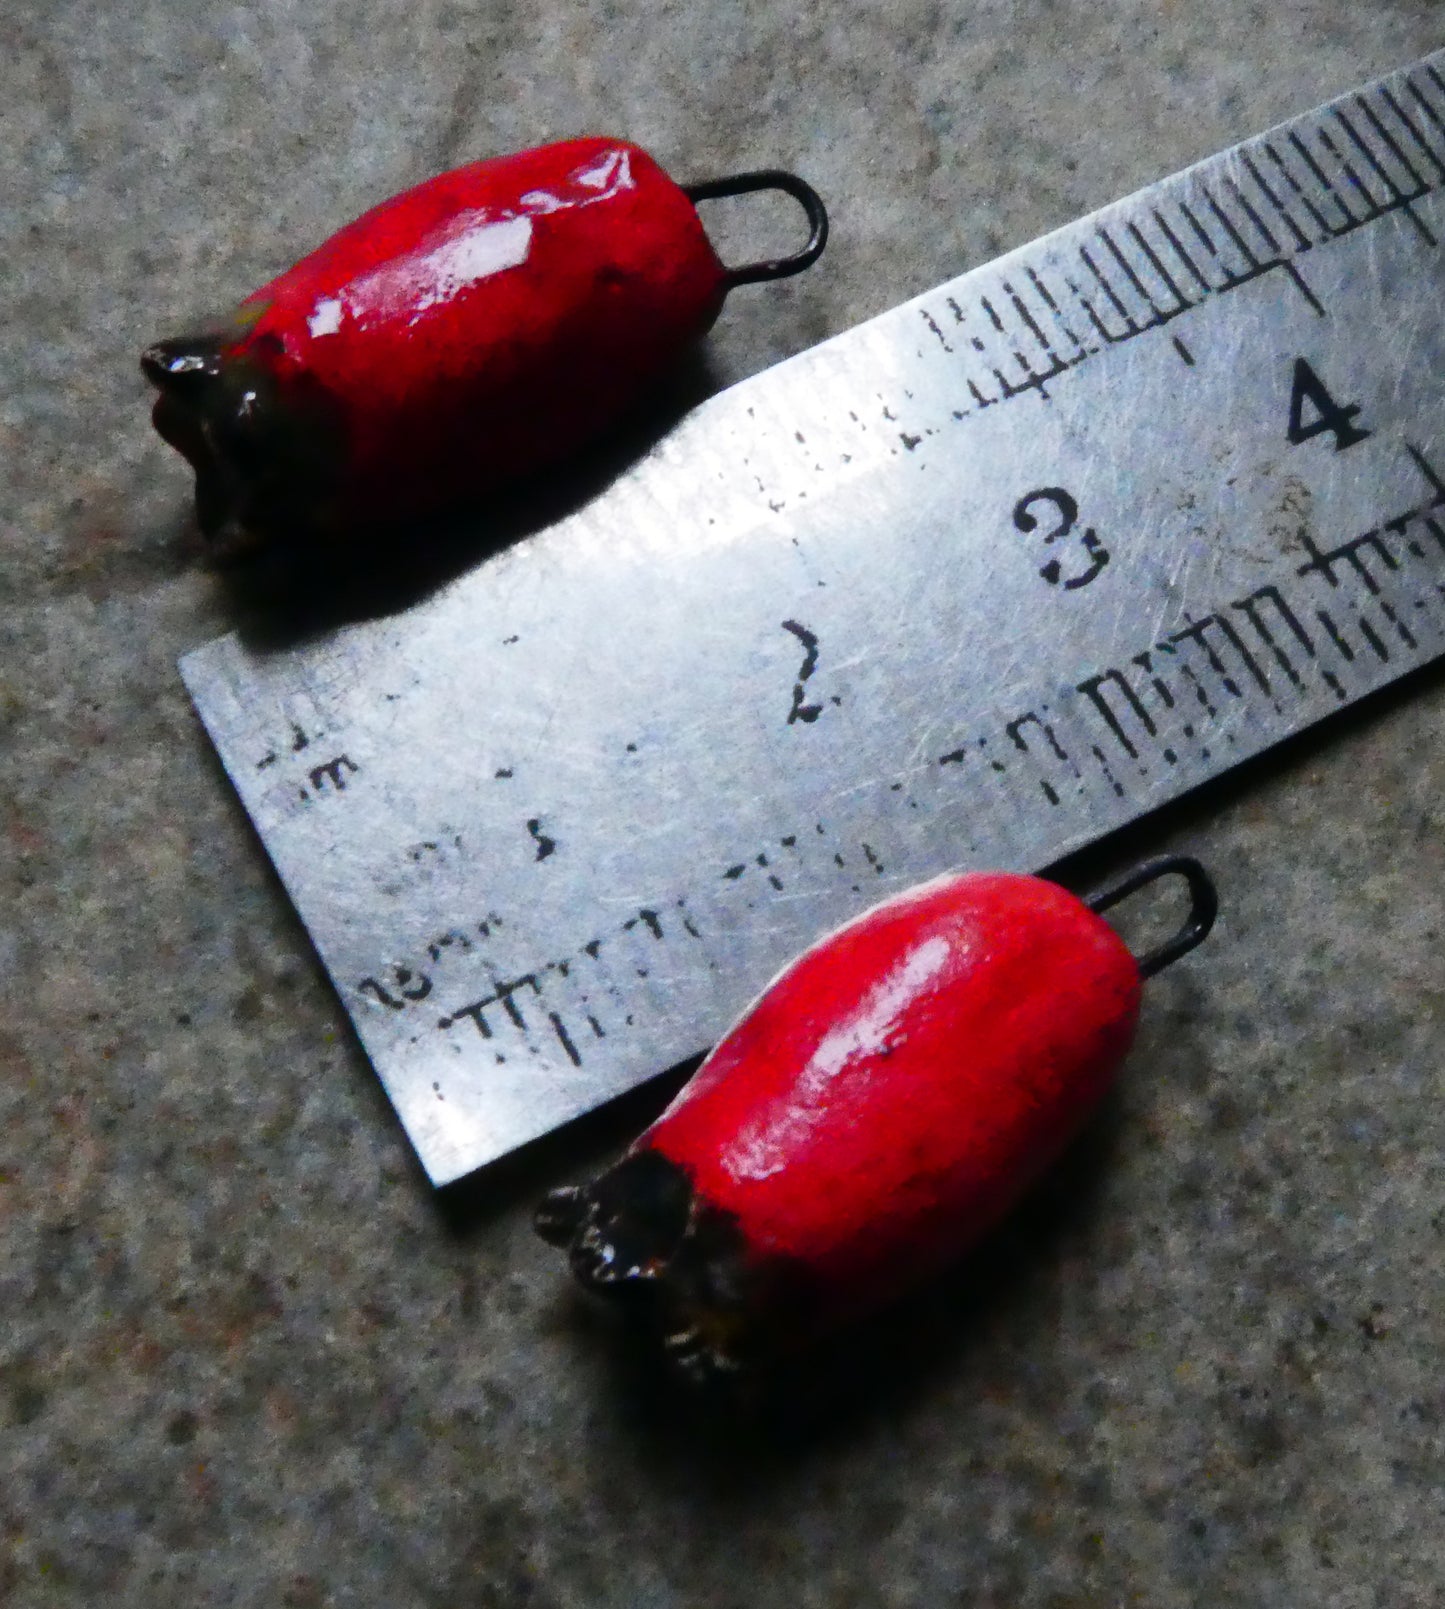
left=1086, top=855, right=1218, bottom=979
left=683, top=170, right=829, bottom=287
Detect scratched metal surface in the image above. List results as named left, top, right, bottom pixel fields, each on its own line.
left=183, top=54, right=1445, bottom=1184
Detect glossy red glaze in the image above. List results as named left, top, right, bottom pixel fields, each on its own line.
left=232, top=137, right=727, bottom=525
left=640, top=872, right=1141, bottom=1329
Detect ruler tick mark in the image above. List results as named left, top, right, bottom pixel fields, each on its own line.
left=1408, top=444, right=1445, bottom=504
left=1223, top=175, right=1284, bottom=254
left=1357, top=614, right=1390, bottom=661
left=1127, top=219, right=1191, bottom=310
left=1003, top=280, right=1055, bottom=354
left=1090, top=745, right=1127, bottom=799
left=1377, top=85, right=1445, bottom=180
left=1355, top=93, right=1429, bottom=189
left=1379, top=599, right=1418, bottom=650
left=1403, top=206, right=1438, bottom=248
left=1283, top=260, right=1326, bottom=317
left=1078, top=246, right=1138, bottom=330
left=1240, top=150, right=1312, bottom=249
left=1154, top=206, right=1213, bottom=292
left=1024, top=267, right=1089, bottom=356
left=920, top=308, right=953, bottom=352
left=1315, top=125, right=1373, bottom=210
left=1098, top=226, right=1164, bottom=314
left=1290, top=130, right=1359, bottom=228
left=1319, top=604, right=1351, bottom=656
left=1201, top=184, right=1265, bottom=270
left=1262, top=141, right=1333, bottom=237
left=1325, top=111, right=1390, bottom=199
left=1179, top=199, right=1219, bottom=257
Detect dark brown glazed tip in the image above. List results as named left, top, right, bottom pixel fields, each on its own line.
left=535, top=1150, right=781, bottom=1386
left=142, top=327, right=343, bottom=563
left=535, top=1149, right=694, bottom=1287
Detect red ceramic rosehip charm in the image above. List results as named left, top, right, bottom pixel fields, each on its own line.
left=536, top=857, right=1216, bottom=1382
left=142, top=139, right=826, bottom=558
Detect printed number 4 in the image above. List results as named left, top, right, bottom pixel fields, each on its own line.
left=1288, top=358, right=1370, bottom=451
left=1014, top=357, right=1367, bottom=593
left=1013, top=487, right=1110, bottom=590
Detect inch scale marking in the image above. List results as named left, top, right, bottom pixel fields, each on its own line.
left=184, top=54, right=1445, bottom=1183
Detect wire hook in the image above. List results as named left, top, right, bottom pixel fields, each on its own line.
left=684, top=169, right=829, bottom=287
left=1086, top=855, right=1218, bottom=978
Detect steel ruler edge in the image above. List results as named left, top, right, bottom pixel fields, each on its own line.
left=182, top=52, right=1445, bottom=1184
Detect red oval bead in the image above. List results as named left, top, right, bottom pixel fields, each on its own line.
left=143, top=138, right=728, bottom=554
left=537, top=871, right=1143, bottom=1380
left=649, top=872, right=1139, bottom=1313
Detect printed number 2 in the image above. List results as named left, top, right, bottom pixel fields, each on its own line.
left=1013, top=487, right=1110, bottom=590
left=1287, top=358, right=1370, bottom=451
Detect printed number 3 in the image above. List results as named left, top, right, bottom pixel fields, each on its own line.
left=1013, top=487, right=1110, bottom=590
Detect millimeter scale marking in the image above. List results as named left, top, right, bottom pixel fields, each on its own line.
left=183, top=54, right=1445, bottom=1185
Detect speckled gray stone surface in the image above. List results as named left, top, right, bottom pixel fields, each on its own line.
left=3, top=4, right=1444, bottom=1605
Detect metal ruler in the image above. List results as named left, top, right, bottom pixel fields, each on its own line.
left=183, top=53, right=1445, bottom=1185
